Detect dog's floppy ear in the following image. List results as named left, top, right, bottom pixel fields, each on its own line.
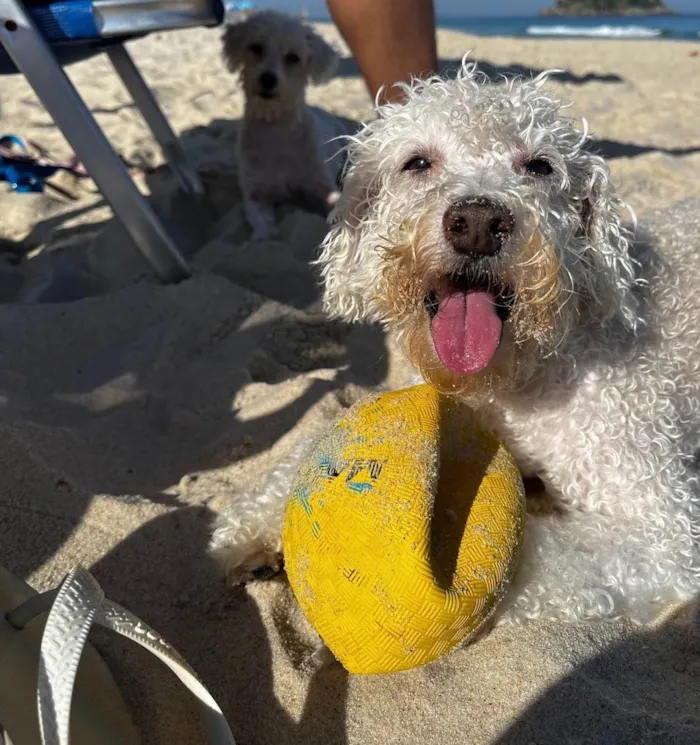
left=317, top=157, right=381, bottom=323
left=305, top=27, right=338, bottom=84
left=577, top=152, right=642, bottom=332
left=222, top=19, right=252, bottom=74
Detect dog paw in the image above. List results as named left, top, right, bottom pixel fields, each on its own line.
left=227, top=549, right=284, bottom=585
left=209, top=520, right=284, bottom=584
left=308, top=642, right=337, bottom=670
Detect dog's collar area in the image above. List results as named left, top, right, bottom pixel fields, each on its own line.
left=423, top=273, right=514, bottom=323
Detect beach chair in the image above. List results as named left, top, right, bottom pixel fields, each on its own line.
left=0, top=0, right=252, bottom=283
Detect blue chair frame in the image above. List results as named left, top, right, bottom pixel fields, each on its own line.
left=0, top=0, right=249, bottom=282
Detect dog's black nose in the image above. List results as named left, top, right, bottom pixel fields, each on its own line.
left=259, top=71, right=278, bottom=91
left=443, top=199, right=515, bottom=256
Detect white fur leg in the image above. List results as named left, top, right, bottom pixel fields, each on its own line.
left=499, top=504, right=699, bottom=625
left=244, top=197, right=279, bottom=241
left=209, top=439, right=312, bottom=583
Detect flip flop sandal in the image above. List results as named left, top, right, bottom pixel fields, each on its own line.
left=0, top=565, right=236, bottom=745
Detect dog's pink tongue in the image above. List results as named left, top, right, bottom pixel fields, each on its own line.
left=430, top=290, right=502, bottom=375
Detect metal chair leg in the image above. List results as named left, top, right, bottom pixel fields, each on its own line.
left=107, top=43, right=205, bottom=198
left=0, top=0, right=190, bottom=283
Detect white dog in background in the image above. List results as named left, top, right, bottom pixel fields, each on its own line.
left=211, top=63, right=700, bottom=628
left=223, top=11, right=346, bottom=239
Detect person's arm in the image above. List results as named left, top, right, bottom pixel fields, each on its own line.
left=326, top=0, right=437, bottom=104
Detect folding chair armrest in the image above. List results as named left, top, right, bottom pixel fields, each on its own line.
left=21, top=0, right=227, bottom=43
left=94, top=0, right=224, bottom=38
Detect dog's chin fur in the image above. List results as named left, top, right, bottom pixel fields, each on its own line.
left=245, top=94, right=293, bottom=124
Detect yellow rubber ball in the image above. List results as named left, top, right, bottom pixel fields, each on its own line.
left=283, top=384, right=525, bottom=675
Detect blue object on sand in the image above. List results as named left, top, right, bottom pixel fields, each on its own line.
left=0, top=135, right=62, bottom=192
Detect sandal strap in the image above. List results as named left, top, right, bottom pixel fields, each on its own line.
left=38, top=568, right=104, bottom=745
left=36, top=566, right=236, bottom=745
left=96, top=599, right=236, bottom=745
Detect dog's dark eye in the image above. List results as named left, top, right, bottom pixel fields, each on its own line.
left=284, top=52, right=301, bottom=65
left=524, top=158, right=553, bottom=177
left=249, top=43, right=264, bottom=56
left=403, top=156, right=431, bottom=172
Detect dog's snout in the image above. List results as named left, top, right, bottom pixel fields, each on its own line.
left=443, top=199, right=515, bottom=256
left=259, top=71, right=278, bottom=91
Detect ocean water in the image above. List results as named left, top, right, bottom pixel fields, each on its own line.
left=438, top=14, right=700, bottom=41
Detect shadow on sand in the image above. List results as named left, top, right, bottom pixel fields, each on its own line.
left=90, top=505, right=349, bottom=745
left=335, top=56, right=625, bottom=85
left=497, top=600, right=700, bottom=744
left=0, top=114, right=388, bottom=589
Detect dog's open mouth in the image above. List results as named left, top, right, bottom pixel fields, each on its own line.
left=424, top=274, right=513, bottom=375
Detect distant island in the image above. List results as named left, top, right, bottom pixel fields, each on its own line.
left=541, top=0, right=675, bottom=15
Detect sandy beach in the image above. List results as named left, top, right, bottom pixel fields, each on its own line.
left=1, top=23, right=700, bottom=744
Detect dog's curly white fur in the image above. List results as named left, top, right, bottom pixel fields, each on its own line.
left=223, top=11, right=343, bottom=239
left=211, top=63, right=700, bottom=626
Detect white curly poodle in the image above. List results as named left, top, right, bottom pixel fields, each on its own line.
left=222, top=11, right=345, bottom=239
left=211, top=62, right=700, bottom=628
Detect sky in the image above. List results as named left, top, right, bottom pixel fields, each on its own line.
left=262, top=0, right=700, bottom=18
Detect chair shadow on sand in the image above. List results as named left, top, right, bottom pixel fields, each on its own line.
left=0, top=114, right=388, bottom=590
left=588, top=139, right=700, bottom=160
left=497, top=599, right=700, bottom=744
left=335, top=56, right=625, bottom=85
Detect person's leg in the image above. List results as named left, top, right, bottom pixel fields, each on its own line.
left=327, top=0, right=437, bottom=104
